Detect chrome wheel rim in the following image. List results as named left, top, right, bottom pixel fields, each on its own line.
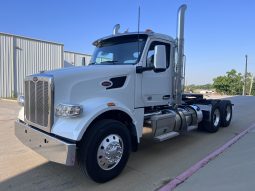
left=226, top=105, right=231, bottom=122
left=213, top=108, right=220, bottom=127
left=97, top=134, right=124, bottom=170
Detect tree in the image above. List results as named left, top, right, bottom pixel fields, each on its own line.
left=185, top=83, right=213, bottom=93
left=251, top=77, right=255, bottom=96
left=213, top=69, right=243, bottom=95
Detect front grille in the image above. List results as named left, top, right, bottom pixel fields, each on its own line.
left=24, top=76, right=53, bottom=132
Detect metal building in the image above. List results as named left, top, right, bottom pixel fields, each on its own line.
left=0, top=32, right=91, bottom=98
left=64, top=51, right=91, bottom=67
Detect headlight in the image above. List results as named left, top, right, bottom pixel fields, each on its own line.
left=55, top=104, right=83, bottom=117
left=17, top=95, right=25, bottom=106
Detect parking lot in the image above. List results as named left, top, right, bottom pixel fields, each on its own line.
left=1, top=96, right=255, bottom=191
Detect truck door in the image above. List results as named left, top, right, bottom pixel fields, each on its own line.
left=140, top=40, right=172, bottom=107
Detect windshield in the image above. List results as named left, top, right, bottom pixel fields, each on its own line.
left=90, top=34, right=147, bottom=65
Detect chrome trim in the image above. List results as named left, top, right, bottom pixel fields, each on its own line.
left=97, top=134, right=123, bottom=170
left=226, top=105, right=231, bottom=121
left=113, top=24, right=120, bottom=35
left=190, top=105, right=203, bottom=123
left=175, top=4, right=187, bottom=106
left=213, top=108, right=220, bottom=127
left=24, top=75, right=54, bottom=133
left=144, top=111, right=162, bottom=119
left=15, top=120, right=76, bottom=166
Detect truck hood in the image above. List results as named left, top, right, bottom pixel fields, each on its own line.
left=44, top=65, right=134, bottom=80
left=42, top=65, right=136, bottom=104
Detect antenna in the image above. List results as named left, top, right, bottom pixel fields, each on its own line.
left=138, top=6, right=141, bottom=34
left=137, top=6, right=141, bottom=58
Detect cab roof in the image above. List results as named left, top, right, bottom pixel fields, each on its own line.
left=92, top=32, right=175, bottom=46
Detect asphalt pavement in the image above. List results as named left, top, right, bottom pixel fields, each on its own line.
left=0, top=96, right=255, bottom=191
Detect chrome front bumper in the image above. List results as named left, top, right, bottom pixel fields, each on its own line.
left=15, top=120, right=76, bottom=166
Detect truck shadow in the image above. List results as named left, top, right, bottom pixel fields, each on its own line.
left=0, top=130, right=218, bottom=191
left=0, top=162, right=100, bottom=191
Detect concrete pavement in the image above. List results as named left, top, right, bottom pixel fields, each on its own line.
left=1, top=96, right=255, bottom=191
left=174, top=125, right=255, bottom=191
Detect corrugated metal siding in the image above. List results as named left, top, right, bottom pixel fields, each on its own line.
left=64, top=51, right=91, bottom=67
left=0, top=34, right=14, bottom=98
left=15, top=38, right=63, bottom=96
left=0, top=33, right=63, bottom=98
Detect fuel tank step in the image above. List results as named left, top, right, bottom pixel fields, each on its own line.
left=154, top=131, right=180, bottom=142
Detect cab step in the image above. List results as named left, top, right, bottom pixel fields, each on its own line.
left=154, top=131, right=180, bottom=142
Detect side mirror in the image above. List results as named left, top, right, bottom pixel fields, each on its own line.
left=153, top=45, right=167, bottom=71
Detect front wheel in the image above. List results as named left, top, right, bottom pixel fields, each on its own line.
left=79, top=119, right=131, bottom=183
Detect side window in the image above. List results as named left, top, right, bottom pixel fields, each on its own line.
left=146, top=41, right=170, bottom=68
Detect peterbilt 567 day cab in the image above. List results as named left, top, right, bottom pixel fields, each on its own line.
left=15, top=4, right=233, bottom=183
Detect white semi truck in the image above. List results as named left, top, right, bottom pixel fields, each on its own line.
left=15, top=4, right=233, bottom=183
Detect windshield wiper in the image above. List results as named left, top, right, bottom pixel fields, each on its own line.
left=100, top=60, right=119, bottom=64
left=89, top=60, right=119, bottom=65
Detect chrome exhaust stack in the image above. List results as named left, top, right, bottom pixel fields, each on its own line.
left=113, top=24, right=120, bottom=35
left=175, top=4, right=187, bottom=106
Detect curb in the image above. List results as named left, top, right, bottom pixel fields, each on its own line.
left=158, top=123, right=255, bottom=191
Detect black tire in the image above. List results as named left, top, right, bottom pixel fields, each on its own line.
left=197, top=122, right=204, bottom=131
left=220, top=100, right=233, bottom=127
left=204, top=103, right=221, bottom=133
left=79, top=119, right=131, bottom=183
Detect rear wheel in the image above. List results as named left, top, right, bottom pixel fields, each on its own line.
left=79, top=119, right=131, bottom=183
left=220, top=100, right=233, bottom=127
left=204, top=103, right=221, bottom=133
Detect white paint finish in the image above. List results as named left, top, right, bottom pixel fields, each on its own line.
left=133, top=108, right=144, bottom=140
left=140, top=38, right=172, bottom=107
left=18, top=107, right=24, bottom=121
left=52, top=97, right=140, bottom=141
left=43, top=65, right=139, bottom=141
left=141, top=69, right=171, bottom=106
left=31, top=34, right=176, bottom=141
left=15, top=32, right=178, bottom=143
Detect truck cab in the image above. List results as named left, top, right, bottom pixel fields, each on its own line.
left=91, top=32, right=175, bottom=108
left=14, top=4, right=233, bottom=183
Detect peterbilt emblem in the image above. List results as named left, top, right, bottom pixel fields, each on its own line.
left=101, top=81, right=112, bottom=87
left=33, top=77, right=38, bottom=82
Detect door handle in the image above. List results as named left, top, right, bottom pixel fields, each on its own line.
left=162, top=95, right=170, bottom=100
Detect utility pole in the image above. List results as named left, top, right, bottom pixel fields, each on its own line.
left=243, top=55, right=248, bottom=96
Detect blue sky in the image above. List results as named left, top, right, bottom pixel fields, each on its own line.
left=1, top=0, right=254, bottom=84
